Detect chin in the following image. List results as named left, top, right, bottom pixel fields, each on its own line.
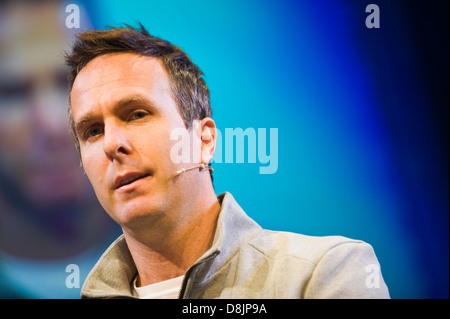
left=112, top=196, right=166, bottom=230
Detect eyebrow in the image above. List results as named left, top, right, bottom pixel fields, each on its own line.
left=74, top=94, right=155, bottom=136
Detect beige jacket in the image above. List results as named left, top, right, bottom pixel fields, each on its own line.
left=81, top=192, right=390, bottom=299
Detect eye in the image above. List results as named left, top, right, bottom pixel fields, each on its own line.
left=129, top=110, right=148, bottom=120
left=85, top=126, right=103, bottom=138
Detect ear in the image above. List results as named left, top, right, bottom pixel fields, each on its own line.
left=199, top=117, right=217, bottom=165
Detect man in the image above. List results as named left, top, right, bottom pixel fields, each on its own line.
left=66, top=24, right=390, bottom=299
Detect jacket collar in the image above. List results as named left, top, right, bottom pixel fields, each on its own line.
left=80, top=234, right=136, bottom=298
left=81, top=192, right=261, bottom=299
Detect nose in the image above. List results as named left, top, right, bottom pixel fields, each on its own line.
left=102, top=122, right=132, bottom=161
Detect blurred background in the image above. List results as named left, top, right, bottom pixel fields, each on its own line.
left=0, top=0, right=448, bottom=298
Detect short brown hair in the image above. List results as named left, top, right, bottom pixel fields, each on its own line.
left=65, top=24, right=213, bottom=179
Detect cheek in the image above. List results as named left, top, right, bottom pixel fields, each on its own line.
left=81, top=148, right=108, bottom=198
left=161, top=124, right=199, bottom=166
left=85, top=164, right=113, bottom=215
left=135, top=126, right=178, bottom=165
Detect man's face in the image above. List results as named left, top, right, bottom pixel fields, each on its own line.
left=70, top=53, right=196, bottom=228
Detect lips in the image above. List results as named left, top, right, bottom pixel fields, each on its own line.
left=114, top=172, right=150, bottom=190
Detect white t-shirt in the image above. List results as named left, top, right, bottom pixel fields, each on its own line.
left=133, top=275, right=184, bottom=299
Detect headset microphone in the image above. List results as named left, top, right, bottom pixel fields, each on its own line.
left=174, top=163, right=213, bottom=177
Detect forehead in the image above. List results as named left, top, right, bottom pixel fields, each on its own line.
left=71, top=53, right=169, bottom=96
left=70, top=53, right=180, bottom=123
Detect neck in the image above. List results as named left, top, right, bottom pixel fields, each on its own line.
left=123, top=189, right=220, bottom=286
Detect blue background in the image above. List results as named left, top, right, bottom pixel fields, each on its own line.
left=81, top=0, right=449, bottom=298
left=0, top=0, right=447, bottom=298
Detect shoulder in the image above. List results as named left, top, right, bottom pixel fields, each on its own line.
left=246, top=230, right=390, bottom=298
left=248, top=229, right=368, bottom=265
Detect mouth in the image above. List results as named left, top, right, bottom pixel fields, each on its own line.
left=114, top=172, right=151, bottom=190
